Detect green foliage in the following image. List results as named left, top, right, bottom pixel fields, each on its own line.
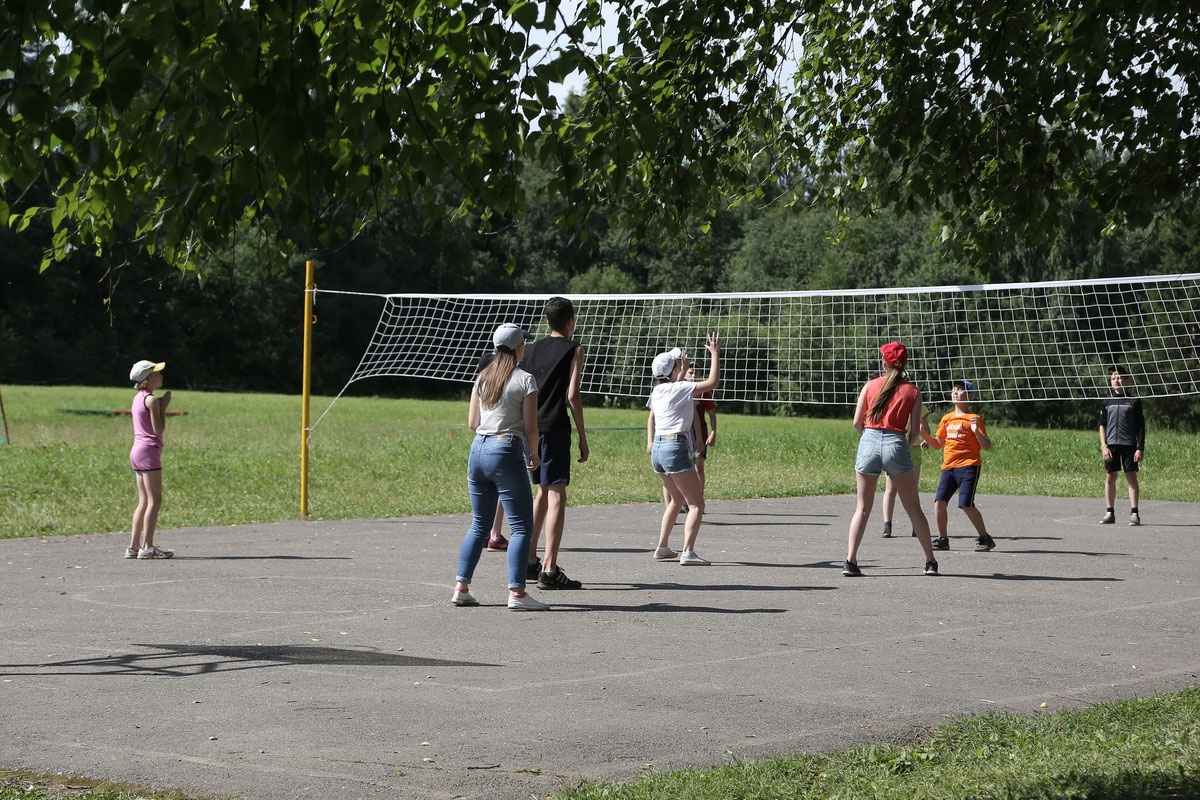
left=791, top=2, right=1200, bottom=257
left=3, top=2, right=1193, bottom=274
left=2, top=386, right=1198, bottom=539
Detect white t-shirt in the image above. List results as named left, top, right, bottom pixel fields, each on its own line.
left=476, top=368, right=538, bottom=440
left=648, top=381, right=697, bottom=436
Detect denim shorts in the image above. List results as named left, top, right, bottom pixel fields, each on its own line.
left=651, top=434, right=693, bottom=475
left=854, top=428, right=914, bottom=477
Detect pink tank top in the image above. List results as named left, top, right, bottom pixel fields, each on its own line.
left=131, top=390, right=162, bottom=448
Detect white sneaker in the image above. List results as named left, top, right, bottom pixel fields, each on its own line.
left=653, top=547, right=679, bottom=561
left=679, top=551, right=710, bottom=566
left=137, top=546, right=174, bottom=559
left=507, top=593, right=549, bottom=611
left=451, top=590, right=479, bottom=607
left=1129, top=511, right=1141, bottom=526
left=123, top=547, right=138, bottom=559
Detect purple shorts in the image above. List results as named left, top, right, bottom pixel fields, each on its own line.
left=130, top=443, right=163, bottom=471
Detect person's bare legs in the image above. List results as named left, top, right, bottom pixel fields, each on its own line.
left=961, top=505, right=989, bottom=536
left=130, top=472, right=150, bottom=550
left=845, top=471, right=880, bottom=564
left=657, top=476, right=683, bottom=549
left=490, top=501, right=504, bottom=538
left=1125, top=471, right=1140, bottom=509
left=539, top=484, right=567, bottom=571
left=892, top=467, right=935, bottom=562
left=664, top=469, right=705, bottom=552
left=882, top=474, right=897, bottom=524
left=135, top=470, right=163, bottom=550
left=529, top=489, right=546, bottom=566
left=1104, top=470, right=1118, bottom=508
left=934, top=499, right=949, bottom=537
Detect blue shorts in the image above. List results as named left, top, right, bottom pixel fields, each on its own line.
left=529, top=432, right=572, bottom=486
left=651, top=434, right=693, bottom=475
left=935, top=465, right=980, bottom=507
left=854, top=428, right=914, bottom=477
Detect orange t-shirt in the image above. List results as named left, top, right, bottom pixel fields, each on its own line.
left=861, top=376, right=918, bottom=433
left=936, top=410, right=987, bottom=469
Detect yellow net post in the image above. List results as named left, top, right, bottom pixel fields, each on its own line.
left=300, top=260, right=315, bottom=516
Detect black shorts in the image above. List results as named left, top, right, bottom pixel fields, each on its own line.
left=934, top=466, right=979, bottom=508
left=1104, top=444, right=1139, bottom=473
left=529, top=432, right=572, bottom=486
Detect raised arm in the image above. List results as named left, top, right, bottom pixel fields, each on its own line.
left=692, top=332, right=721, bottom=395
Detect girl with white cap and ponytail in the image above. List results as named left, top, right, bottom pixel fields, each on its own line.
left=453, top=323, right=550, bottom=611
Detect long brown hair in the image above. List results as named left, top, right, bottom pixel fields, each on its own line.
left=477, top=347, right=519, bottom=407
left=867, top=365, right=909, bottom=423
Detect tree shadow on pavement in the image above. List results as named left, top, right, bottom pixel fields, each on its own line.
left=0, top=644, right=495, bottom=677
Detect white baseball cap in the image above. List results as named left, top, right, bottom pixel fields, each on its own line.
left=651, top=348, right=683, bottom=378
left=130, top=360, right=166, bottom=384
left=492, top=323, right=529, bottom=351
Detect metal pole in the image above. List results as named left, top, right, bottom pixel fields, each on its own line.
left=0, top=385, right=9, bottom=444
left=300, top=260, right=315, bottom=516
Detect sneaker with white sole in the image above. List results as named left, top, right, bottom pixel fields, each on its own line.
left=137, top=546, right=174, bottom=559
left=924, top=561, right=940, bottom=576
left=1099, top=510, right=1116, bottom=524
left=653, top=547, right=679, bottom=561
left=507, top=593, right=549, bottom=611
left=842, top=560, right=862, bottom=577
left=124, top=547, right=138, bottom=559
left=881, top=521, right=893, bottom=538
left=537, top=566, right=582, bottom=590
left=678, top=551, right=710, bottom=566
left=1129, top=511, right=1141, bottom=526
left=451, top=590, right=479, bottom=607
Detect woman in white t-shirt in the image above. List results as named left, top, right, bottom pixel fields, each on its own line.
left=453, top=323, right=549, bottom=611
left=645, top=333, right=721, bottom=565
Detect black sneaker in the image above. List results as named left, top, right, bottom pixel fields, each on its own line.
left=526, top=557, right=542, bottom=580
left=537, top=566, right=582, bottom=590
left=975, top=536, right=996, bottom=552
left=932, top=537, right=950, bottom=551
left=881, top=521, right=893, bottom=538
left=924, top=561, right=939, bottom=576
left=842, top=560, right=862, bottom=577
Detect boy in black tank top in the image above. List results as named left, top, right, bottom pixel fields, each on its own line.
left=522, top=297, right=590, bottom=589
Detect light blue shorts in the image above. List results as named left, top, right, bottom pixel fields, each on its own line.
left=855, top=428, right=914, bottom=477
left=651, top=434, right=693, bottom=475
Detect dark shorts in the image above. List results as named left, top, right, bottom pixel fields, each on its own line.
left=1104, top=445, right=1139, bottom=473
left=529, top=432, right=571, bottom=486
left=934, top=465, right=980, bottom=508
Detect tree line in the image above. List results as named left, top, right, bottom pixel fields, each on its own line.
left=3, top=166, right=1198, bottom=431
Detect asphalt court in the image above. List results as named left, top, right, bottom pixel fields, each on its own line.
left=1, top=493, right=1198, bottom=800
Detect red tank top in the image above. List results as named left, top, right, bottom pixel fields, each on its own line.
left=861, top=376, right=918, bottom=433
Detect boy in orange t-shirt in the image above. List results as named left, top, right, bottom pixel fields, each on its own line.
left=923, top=379, right=996, bottom=552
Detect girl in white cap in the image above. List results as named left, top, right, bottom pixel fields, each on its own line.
left=453, top=323, right=550, bottom=610
left=127, top=359, right=174, bottom=559
left=646, top=332, right=721, bottom=564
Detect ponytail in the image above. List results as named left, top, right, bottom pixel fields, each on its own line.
left=867, top=366, right=908, bottom=423
left=477, top=347, right=518, bottom=407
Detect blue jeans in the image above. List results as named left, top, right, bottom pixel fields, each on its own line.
left=457, top=434, right=534, bottom=590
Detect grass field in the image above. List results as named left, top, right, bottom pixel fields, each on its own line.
left=2, top=385, right=1197, bottom=539
left=2, top=686, right=1197, bottom=800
